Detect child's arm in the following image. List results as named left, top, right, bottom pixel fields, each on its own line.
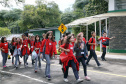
left=59, top=44, right=70, bottom=52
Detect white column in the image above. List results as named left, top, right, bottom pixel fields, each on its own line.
left=86, top=25, right=88, bottom=41
left=106, top=18, right=108, bottom=53
left=95, top=22, right=97, bottom=51
left=99, top=20, right=101, bottom=53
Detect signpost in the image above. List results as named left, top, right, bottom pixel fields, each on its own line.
left=58, top=23, right=67, bottom=34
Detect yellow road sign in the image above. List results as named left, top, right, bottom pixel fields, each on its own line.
left=58, top=23, right=67, bottom=34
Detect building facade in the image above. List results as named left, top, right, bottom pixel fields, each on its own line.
left=106, top=0, right=126, bottom=53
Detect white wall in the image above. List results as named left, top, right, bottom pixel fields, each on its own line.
left=108, top=0, right=115, bottom=11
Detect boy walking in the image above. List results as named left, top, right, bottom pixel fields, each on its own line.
left=86, top=31, right=101, bottom=67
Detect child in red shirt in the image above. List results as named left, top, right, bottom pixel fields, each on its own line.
left=14, top=37, right=22, bottom=69
left=30, top=36, right=35, bottom=65
left=86, top=31, right=101, bottom=67
left=59, top=34, right=83, bottom=83
left=0, top=37, right=9, bottom=68
left=10, top=37, right=17, bottom=65
left=21, top=34, right=30, bottom=67
left=99, top=32, right=114, bottom=61
left=34, top=35, right=41, bottom=73
left=40, top=31, right=56, bottom=80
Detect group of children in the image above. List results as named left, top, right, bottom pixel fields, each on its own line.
left=58, top=31, right=114, bottom=83
left=0, top=30, right=114, bottom=83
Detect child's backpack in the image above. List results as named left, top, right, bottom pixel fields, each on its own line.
left=86, top=38, right=93, bottom=51
left=102, top=39, right=109, bottom=46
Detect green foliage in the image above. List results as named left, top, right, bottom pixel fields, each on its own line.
left=0, top=9, right=22, bottom=33
left=0, top=27, right=11, bottom=36
left=64, top=0, right=108, bottom=38
left=19, top=1, right=61, bottom=31
left=0, top=0, right=25, bottom=7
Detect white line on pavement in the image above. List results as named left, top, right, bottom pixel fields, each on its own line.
left=0, top=70, right=54, bottom=84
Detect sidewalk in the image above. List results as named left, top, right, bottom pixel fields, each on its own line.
left=96, top=51, right=126, bottom=61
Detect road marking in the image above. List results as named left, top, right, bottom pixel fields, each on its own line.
left=86, top=69, right=126, bottom=78
left=28, top=59, right=126, bottom=78
left=41, top=62, right=126, bottom=78
left=0, top=70, right=53, bottom=84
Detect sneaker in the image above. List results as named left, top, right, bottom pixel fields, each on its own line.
left=97, top=64, right=102, bottom=67
left=35, top=70, right=37, bottom=73
left=86, top=62, right=89, bottom=65
left=104, top=58, right=107, bottom=61
left=15, top=66, right=18, bottom=69
left=85, top=76, right=91, bottom=81
left=101, top=57, right=104, bottom=61
left=64, top=78, right=69, bottom=82
left=12, top=62, right=14, bottom=65
left=26, top=63, right=28, bottom=65
left=46, top=75, right=51, bottom=80
left=39, top=67, right=42, bottom=70
left=3, top=65, right=7, bottom=68
left=77, top=78, right=83, bottom=83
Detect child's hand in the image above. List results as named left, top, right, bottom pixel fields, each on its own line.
left=94, top=43, right=98, bottom=46
left=65, top=49, right=70, bottom=52
left=55, top=55, right=57, bottom=59
left=40, top=54, right=43, bottom=58
left=1, top=49, right=5, bottom=52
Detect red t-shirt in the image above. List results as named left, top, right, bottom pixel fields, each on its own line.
left=16, top=43, right=21, bottom=49
left=1, top=42, right=8, bottom=53
left=49, top=40, right=53, bottom=54
left=34, top=41, right=41, bottom=54
left=22, top=39, right=30, bottom=48
left=12, top=42, right=17, bottom=46
left=99, top=37, right=110, bottom=48
left=60, top=43, right=74, bottom=57
left=89, top=37, right=95, bottom=50
left=30, top=40, right=35, bottom=48
left=83, top=37, right=87, bottom=44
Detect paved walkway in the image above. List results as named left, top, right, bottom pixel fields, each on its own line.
left=96, top=51, right=126, bottom=61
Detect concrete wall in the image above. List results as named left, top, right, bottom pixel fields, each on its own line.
left=108, top=16, right=126, bottom=53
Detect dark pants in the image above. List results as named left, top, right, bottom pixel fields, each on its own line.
left=86, top=50, right=100, bottom=66
left=64, top=60, right=79, bottom=80
left=2, top=52, right=8, bottom=66
left=101, top=47, right=106, bottom=59
left=77, top=57, right=87, bottom=76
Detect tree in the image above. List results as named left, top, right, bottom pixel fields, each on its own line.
left=0, top=0, right=25, bottom=7
left=0, top=27, right=11, bottom=37
left=0, top=9, right=22, bottom=33
left=19, top=0, right=61, bottom=32
left=69, top=0, right=108, bottom=38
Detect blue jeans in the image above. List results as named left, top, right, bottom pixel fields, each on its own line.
left=2, top=52, right=8, bottom=66
left=15, top=55, right=19, bottom=67
left=45, top=54, right=50, bottom=76
left=12, top=57, right=14, bottom=63
left=23, top=54, right=28, bottom=66
left=34, top=54, right=41, bottom=70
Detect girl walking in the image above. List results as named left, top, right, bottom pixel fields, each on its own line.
left=74, top=33, right=90, bottom=81
left=14, top=37, right=22, bottom=69
left=34, top=35, right=41, bottom=73
left=0, top=37, right=9, bottom=68
left=41, top=31, right=56, bottom=80
left=59, top=34, right=83, bottom=83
